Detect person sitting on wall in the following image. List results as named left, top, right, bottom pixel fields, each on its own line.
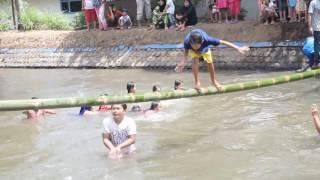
left=149, top=0, right=169, bottom=31
left=107, top=4, right=124, bottom=28
left=175, top=0, right=198, bottom=32
left=118, top=9, right=133, bottom=29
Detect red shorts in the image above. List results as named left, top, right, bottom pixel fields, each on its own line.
left=229, top=0, right=240, bottom=16
left=84, top=9, right=97, bottom=22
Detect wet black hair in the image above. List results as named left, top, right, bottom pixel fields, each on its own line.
left=174, top=80, right=183, bottom=90
left=111, top=104, right=127, bottom=111
left=31, top=97, right=38, bottom=99
left=190, top=31, right=203, bottom=44
left=152, top=84, right=161, bottom=92
left=150, top=101, right=160, bottom=110
left=127, top=82, right=136, bottom=93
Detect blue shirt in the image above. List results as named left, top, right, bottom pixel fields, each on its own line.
left=184, top=29, right=220, bottom=53
left=303, top=36, right=314, bottom=56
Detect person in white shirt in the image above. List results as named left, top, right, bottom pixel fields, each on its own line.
left=118, top=9, right=133, bottom=29
left=308, top=0, right=320, bottom=67
left=163, top=0, right=176, bottom=28
left=102, top=104, right=137, bottom=159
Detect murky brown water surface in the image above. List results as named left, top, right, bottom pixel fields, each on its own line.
left=1, top=69, right=320, bottom=180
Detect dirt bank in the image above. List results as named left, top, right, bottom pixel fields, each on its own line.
left=0, top=21, right=309, bottom=48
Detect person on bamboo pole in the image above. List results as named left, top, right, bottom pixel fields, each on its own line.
left=102, top=104, right=136, bottom=159
left=23, top=97, right=56, bottom=119
left=175, top=29, right=250, bottom=91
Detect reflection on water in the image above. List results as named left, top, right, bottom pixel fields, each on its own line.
left=1, top=69, right=320, bottom=179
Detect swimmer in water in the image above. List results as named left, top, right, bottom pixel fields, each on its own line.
left=23, top=97, right=56, bottom=119
left=79, top=105, right=97, bottom=116
left=174, top=80, right=185, bottom=90
left=127, top=82, right=142, bottom=112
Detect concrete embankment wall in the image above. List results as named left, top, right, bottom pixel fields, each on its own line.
left=0, top=42, right=305, bottom=71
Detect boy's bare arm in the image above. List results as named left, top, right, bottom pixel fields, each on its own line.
left=102, top=133, right=116, bottom=150
left=116, top=134, right=136, bottom=150
left=311, top=104, right=320, bottom=134
left=44, top=109, right=56, bottom=114
left=220, top=40, right=250, bottom=55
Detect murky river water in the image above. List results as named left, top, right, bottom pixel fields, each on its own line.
left=1, top=69, right=320, bottom=180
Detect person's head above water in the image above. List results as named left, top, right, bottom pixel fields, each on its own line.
left=152, top=84, right=161, bottom=92
left=174, top=80, right=184, bottom=90
left=190, top=31, right=203, bottom=50
left=150, top=101, right=160, bottom=111
left=127, top=82, right=136, bottom=93
left=111, top=104, right=127, bottom=121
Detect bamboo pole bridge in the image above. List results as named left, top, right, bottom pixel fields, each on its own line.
left=1, top=69, right=320, bottom=111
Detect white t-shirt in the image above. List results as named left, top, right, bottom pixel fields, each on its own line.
left=309, top=0, right=320, bottom=31
left=84, top=0, right=94, bottom=9
left=166, top=0, right=175, bottom=15
left=102, top=116, right=136, bottom=153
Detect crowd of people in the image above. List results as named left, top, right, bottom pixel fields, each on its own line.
left=258, top=0, right=310, bottom=25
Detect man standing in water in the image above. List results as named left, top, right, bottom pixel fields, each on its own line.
left=175, top=29, right=250, bottom=91
left=102, top=104, right=136, bottom=159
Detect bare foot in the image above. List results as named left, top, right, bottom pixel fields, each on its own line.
left=195, top=82, right=201, bottom=91
left=214, top=83, right=222, bottom=92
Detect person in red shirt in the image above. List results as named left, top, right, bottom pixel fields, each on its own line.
left=108, top=4, right=124, bottom=27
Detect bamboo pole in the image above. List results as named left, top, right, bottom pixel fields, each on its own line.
left=1, top=69, right=320, bottom=111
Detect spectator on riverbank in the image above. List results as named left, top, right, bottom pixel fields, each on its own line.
left=229, top=0, right=241, bottom=23
left=308, top=0, right=320, bottom=68
left=163, top=0, right=175, bottom=28
left=136, top=0, right=152, bottom=27
left=288, top=0, right=297, bottom=22
left=23, top=97, right=56, bottom=119
left=296, top=0, right=307, bottom=22
left=277, top=0, right=288, bottom=22
left=82, top=0, right=98, bottom=31
left=259, top=0, right=277, bottom=25
left=311, top=104, right=320, bottom=134
left=93, top=0, right=108, bottom=30
left=175, top=0, right=198, bottom=31
left=119, top=9, right=133, bottom=29
left=296, top=36, right=314, bottom=72
left=107, top=4, right=124, bottom=28
left=208, top=0, right=219, bottom=23
left=149, top=0, right=169, bottom=31
left=217, top=0, right=229, bottom=23
left=102, top=104, right=136, bottom=159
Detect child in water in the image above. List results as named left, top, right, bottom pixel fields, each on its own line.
left=311, top=104, right=320, bottom=134
left=127, top=82, right=142, bottom=112
left=102, top=104, right=136, bottom=159
left=79, top=105, right=97, bottom=116
left=23, top=97, right=56, bottom=119
left=175, top=29, right=250, bottom=91
left=174, top=80, right=185, bottom=90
